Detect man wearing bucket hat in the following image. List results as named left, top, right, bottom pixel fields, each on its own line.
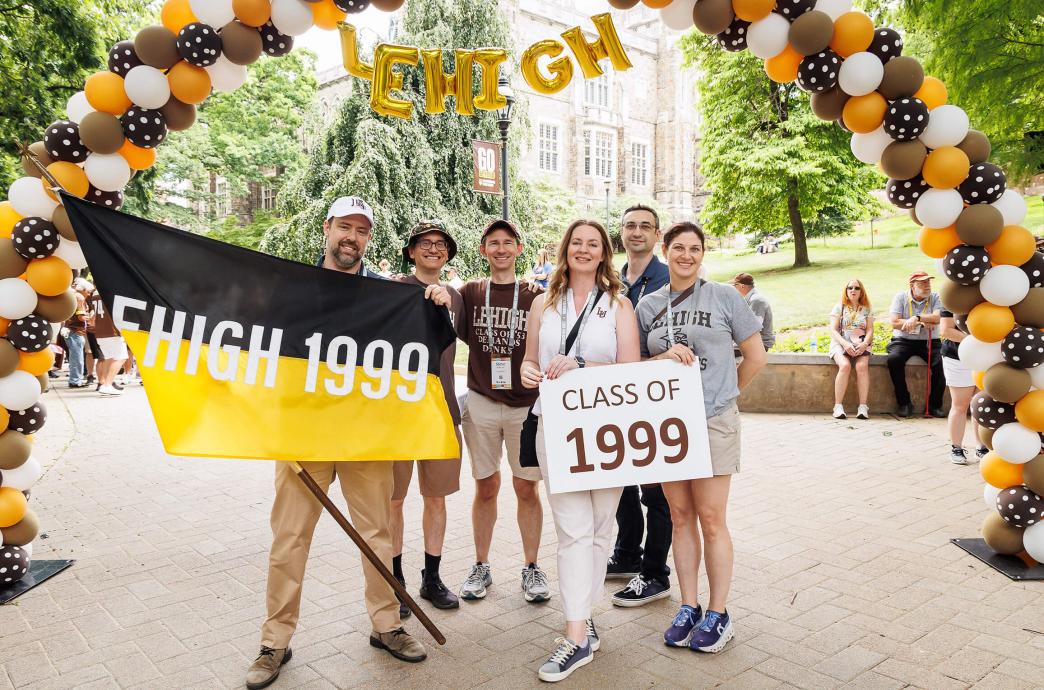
left=887, top=270, right=944, bottom=418
left=390, top=220, right=466, bottom=615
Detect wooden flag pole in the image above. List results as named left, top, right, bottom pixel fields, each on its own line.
left=288, top=461, right=447, bottom=646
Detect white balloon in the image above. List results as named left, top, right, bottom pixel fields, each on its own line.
left=991, top=423, right=1041, bottom=464
left=979, top=265, right=1030, bottom=307
left=991, top=189, right=1028, bottom=226
left=0, top=279, right=39, bottom=320
left=8, top=177, right=58, bottom=219
left=915, top=188, right=964, bottom=229
left=270, top=0, right=314, bottom=37
left=53, top=237, right=88, bottom=271
left=1025, top=521, right=1044, bottom=562
left=189, top=0, right=235, bottom=27
left=0, top=371, right=41, bottom=411
left=1, top=457, right=41, bottom=492
left=206, top=56, right=249, bottom=93
left=919, top=104, right=970, bottom=149
left=1029, top=364, right=1044, bottom=390
left=850, top=126, right=892, bottom=164
left=838, top=52, right=884, bottom=97
left=814, top=0, right=852, bottom=20
left=20, top=541, right=32, bottom=557
left=983, top=483, right=1002, bottom=510
left=66, top=91, right=95, bottom=124
left=660, top=0, right=698, bottom=31
left=124, top=65, right=171, bottom=110
left=958, top=336, right=1004, bottom=372
left=746, top=13, right=790, bottom=59
left=83, top=153, right=131, bottom=193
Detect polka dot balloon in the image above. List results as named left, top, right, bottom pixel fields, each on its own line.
left=886, top=175, right=929, bottom=209
left=716, top=18, right=750, bottom=52
left=177, top=23, right=222, bottom=68
left=107, top=40, right=143, bottom=77
left=260, top=21, right=294, bottom=57
left=0, top=544, right=29, bottom=584
left=9, top=401, right=46, bottom=435
left=797, top=50, right=841, bottom=93
left=996, top=485, right=1043, bottom=528
left=6, top=315, right=52, bottom=353
left=335, top=0, right=371, bottom=12
left=971, top=391, right=1017, bottom=429
left=121, top=107, right=168, bottom=149
left=883, top=97, right=929, bottom=141
left=86, top=186, right=124, bottom=210
left=776, top=0, right=815, bottom=22
left=11, top=218, right=58, bottom=260
left=1002, top=326, right=1044, bottom=369
left=1020, top=252, right=1044, bottom=289
left=43, top=120, right=88, bottom=164
left=958, top=163, right=1006, bottom=205
left=868, top=27, right=903, bottom=63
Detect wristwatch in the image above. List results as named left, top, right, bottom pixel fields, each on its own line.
left=575, top=356, right=586, bottom=368
left=915, top=314, right=921, bottom=322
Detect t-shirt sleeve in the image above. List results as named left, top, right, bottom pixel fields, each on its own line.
left=829, top=303, right=842, bottom=318
left=636, top=296, right=654, bottom=359
left=941, top=309, right=953, bottom=318
left=930, top=293, right=943, bottom=314
left=724, top=286, right=762, bottom=345
left=889, top=292, right=904, bottom=316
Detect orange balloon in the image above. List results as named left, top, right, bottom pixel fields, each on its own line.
left=0, top=486, right=27, bottom=528
left=44, top=162, right=90, bottom=201
left=19, top=348, right=54, bottom=376
left=966, top=302, right=1015, bottom=343
left=84, top=71, right=132, bottom=116
left=918, top=224, right=961, bottom=259
left=0, top=318, right=9, bottom=337
left=118, top=140, right=157, bottom=171
left=842, top=92, right=887, bottom=134
left=0, top=201, right=22, bottom=239
left=233, top=0, right=272, bottom=27
left=987, top=225, right=1036, bottom=267
left=0, top=406, right=8, bottom=435
left=733, top=0, right=775, bottom=22
left=973, top=370, right=986, bottom=389
left=26, top=256, right=73, bottom=297
left=161, top=0, right=198, bottom=33
left=310, top=0, right=346, bottom=30
left=1015, top=389, right=1044, bottom=432
left=915, top=76, right=948, bottom=110
left=168, top=61, right=212, bottom=105
left=765, top=45, right=802, bottom=84
left=642, top=0, right=674, bottom=8
left=921, top=147, right=970, bottom=189
left=980, top=451, right=1024, bottom=488
left=829, top=11, right=875, bottom=58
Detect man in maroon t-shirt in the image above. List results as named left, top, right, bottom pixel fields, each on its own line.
left=456, top=219, right=550, bottom=605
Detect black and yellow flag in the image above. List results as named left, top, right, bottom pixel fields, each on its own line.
left=63, top=194, right=459, bottom=463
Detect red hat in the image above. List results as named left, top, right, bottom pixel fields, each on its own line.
left=908, top=270, right=933, bottom=283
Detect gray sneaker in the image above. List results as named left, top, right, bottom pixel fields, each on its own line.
left=585, top=618, right=600, bottom=652
left=950, top=446, right=970, bottom=465
left=522, top=563, right=551, bottom=603
left=245, top=646, right=292, bottom=690
left=538, top=638, right=592, bottom=682
left=459, top=562, right=492, bottom=600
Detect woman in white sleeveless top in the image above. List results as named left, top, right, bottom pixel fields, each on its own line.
left=520, top=219, right=640, bottom=682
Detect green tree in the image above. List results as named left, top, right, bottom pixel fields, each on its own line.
left=679, top=33, right=883, bottom=268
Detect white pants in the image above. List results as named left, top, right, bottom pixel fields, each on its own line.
left=536, top=418, right=623, bottom=621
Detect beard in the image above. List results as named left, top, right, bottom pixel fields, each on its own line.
left=330, top=242, right=361, bottom=270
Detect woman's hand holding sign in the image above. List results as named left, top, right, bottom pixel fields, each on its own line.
left=655, top=343, right=696, bottom=366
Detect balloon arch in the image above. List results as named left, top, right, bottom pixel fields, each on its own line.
left=1, top=0, right=1043, bottom=585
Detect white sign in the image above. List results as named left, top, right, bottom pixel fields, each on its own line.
left=538, top=360, right=712, bottom=494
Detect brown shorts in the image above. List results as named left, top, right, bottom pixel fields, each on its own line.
left=706, top=403, right=741, bottom=476
left=391, top=427, right=462, bottom=500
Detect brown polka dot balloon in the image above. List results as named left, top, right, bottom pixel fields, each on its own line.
left=996, top=486, right=1043, bottom=528
left=970, top=391, right=1017, bottom=429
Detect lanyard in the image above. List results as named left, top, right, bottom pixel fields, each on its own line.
left=635, top=277, right=650, bottom=302
left=559, top=289, right=598, bottom=356
left=486, top=279, right=519, bottom=354
left=908, top=293, right=929, bottom=318
left=665, top=282, right=701, bottom=348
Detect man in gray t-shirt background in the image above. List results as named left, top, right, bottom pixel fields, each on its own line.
left=730, top=273, right=775, bottom=351
left=886, top=270, right=944, bottom=418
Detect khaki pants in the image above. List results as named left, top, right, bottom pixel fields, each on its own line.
left=261, top=461, right=399, bottom=648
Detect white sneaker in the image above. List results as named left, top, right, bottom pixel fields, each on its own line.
left=832, top=404, right=846, bottom=419
left=857, top=404, right=870, bottom=419
left=98, top=384, right=122, bottom=396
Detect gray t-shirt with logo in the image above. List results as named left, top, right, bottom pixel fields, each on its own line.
left=636, top=281, right=762, bottom=419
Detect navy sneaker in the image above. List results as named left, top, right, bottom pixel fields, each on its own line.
left=690, top=609, right=734, bottom=653
left=537, top=637, right=592, bottom=682
left=611, top=574, right=671, bottom=607
left=663, top=604, right=703, bottom=647
left=605, top=554, right=639, bottom=581
left=585, top=618, right=600, bottom=652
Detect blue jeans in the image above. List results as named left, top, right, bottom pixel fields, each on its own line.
left=67, top=332, right=85, bottom=385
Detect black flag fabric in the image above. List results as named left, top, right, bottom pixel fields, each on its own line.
left=63, top=193, right=459, bottom=463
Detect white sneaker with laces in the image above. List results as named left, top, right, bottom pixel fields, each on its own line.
left=98, top=384, right=122, bottom=396
left=459, top=562, right=492, bottom=600
left=950, top=446, right=969, bottom=465
left=832, top=404, right=846, bottom=419
left=857, top=404, right=869, bottom=419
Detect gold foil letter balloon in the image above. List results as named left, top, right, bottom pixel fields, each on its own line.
left=472, top=49, right=508, bottom=111
left=422, top=49, right=476, bottom=116
left=521, top=39, right=574, bottom=95
left=371, top=43, right=420, bottom=119
left=560, top=13, right=633, bottom=80
left=339, top=23, right=374, bottom=80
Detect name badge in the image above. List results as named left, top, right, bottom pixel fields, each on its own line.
left=491, top=357, right=512, bottom=390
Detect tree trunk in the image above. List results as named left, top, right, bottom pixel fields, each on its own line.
left=787, top=176, right=810, bottom=268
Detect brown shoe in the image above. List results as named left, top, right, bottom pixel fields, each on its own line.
left=369, top=628, right=427, bottom=663
left=246, top=646, right=292, bottom=690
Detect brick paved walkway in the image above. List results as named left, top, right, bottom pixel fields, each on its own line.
left=1, top=384, right=1042, bottom=689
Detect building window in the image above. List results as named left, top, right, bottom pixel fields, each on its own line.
left=538, top=123, right=559, bottom=173
left=631, top=142, right=648, bottom=187
left=584, top=129, right=614, bottom=179
left=584, top=74, right=610, bottom=109
left=214, top=179, right=231, bottom=218
left=260, top=184, right=277, bottom=210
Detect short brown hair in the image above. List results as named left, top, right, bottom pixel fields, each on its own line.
left=622, top=204, right=660, bottom=229
left=731, top=273, right=754, bottom=287
left=662, top=221, right=705, bottom=249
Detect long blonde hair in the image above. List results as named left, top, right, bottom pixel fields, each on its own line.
left=544, top=219, right=623, bottom=311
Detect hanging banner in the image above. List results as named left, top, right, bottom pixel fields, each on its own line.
left=62, top=194, right=459, bottom=464
left=472, top=140, right=502, bottom=195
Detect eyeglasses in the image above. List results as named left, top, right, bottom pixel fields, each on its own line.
left=416, top=239, right=449, bottom=251
left=623, top=222, right=656, bottom=232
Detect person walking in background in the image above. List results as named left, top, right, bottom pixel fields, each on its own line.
left=887, top=271, right=944, bottom=417
left=827, top=279, right=874, bottom=420
left=378, top=258, right=393, bottom=278
left=529, top=248, right=553, bottom=289
left=64, top=278, right=91, bottom=388
left=940, top=310, right=989, bottom=465
left=730, top=273, right=775, bottom=351
left=88, top=285, right=129, bottom=397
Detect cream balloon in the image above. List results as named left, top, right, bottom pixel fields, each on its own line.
left=979, top=265, right=1030, bottom=307
left=0, top=370, right=41, bottom=411
left=0, top=456, right=42, bottom=492
left=983, top=483, right=1001, bottom=510
left=992, top=189, right=1028, bottom=227
left=659, top=0, right=698, bottom=31
left=66, top=91, right=95, bottom=124
left=1024, top=521, right=1044, bottom=563
left=0, top=278, right=39, bottom=320
left=919, top=104, right=970, bottom=149
left=270, top=0, right=314, bottom=36
left=957, top=336, right=1004, bottom=372
left=850, top=125, right=891, bottom=164
left=83, top=153, right=132, bottom=193
left=746, top=13, right=790, bottom=59
left=813, top=0, right=852, bottom=21
left=1029, top=363, right=1044, bottom=390
left=915, top=188, right=964, bottom=229
left=124, top=65, right=172, bottom=110
left=838, top=52, right=884, bottom=97
left=53, top=237, right=88, bottom=271
left=206, top=55, right=249, bottom=93
left=189, top=0, right=235, bottom=27
left=8, top=177, right=58, bottom=219
left=991, top=423, right=1042, bottom=464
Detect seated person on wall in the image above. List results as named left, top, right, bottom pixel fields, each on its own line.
left=827, top=279, right=874, bottom=421
left=730, top=273, right=775, bottom=353
left=886, top=271, right=945, bottom=418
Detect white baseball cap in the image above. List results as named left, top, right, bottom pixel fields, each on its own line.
left=326, top=196, right=374, bottom=228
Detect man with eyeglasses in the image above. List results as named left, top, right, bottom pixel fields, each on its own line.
left=887, top=271, right=944, bottom=418
left=607, top=204, right=675, bottom=608
left=390, top=221, right=466, bottom=615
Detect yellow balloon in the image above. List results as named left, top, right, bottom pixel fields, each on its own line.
left=0, top=201, right=23, bottom=239
left=422, top=49, right=476, bottom=116
left=0, top=486, right=27, bottom=528
left=966, top=302, right=1015, bottom=343
left=161, top=0, right=198, bottom=33
left=560, top=13, right=633, bottom=80
left=310, top=0, right=346, bottom=30
left=521, top=39, right=574, bottom=95
left=473, top=49, right=509, bottom=112
left=915, top=76, right=948, bottom=110
left=26, top=256, right=73, bottom=297
left=370, top=43, right=420, bottom=119
left=733, top=0, right=775, bottom=22
left=642, top=0, right=673, bottom=7
left=19, top=348, right=54, bottom=376
left=43, top=162, right=90, bottom=201
left=922, top=147, right=970, bottom=189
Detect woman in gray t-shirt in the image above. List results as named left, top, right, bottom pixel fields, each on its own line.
left=635, top=222, right=766, bottom=654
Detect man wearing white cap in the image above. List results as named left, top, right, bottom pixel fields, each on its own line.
left=247, top=197, right=431, bottom=690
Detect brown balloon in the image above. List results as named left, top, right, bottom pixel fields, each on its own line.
left=0, top=508, right=38, bottom=546
left=35, top=290, right=78, bottom=323
left=789, top=10, right=834, bottom=56
left=135, top=25, right=181, bottom=70
left=0, top=430, right=32, bottom=471
left=810, top=87, right=850, bottom=122
left=1011, top=288, right=1044, bottom=329
left=221, top=20, right=263, bottom=65
left=79, top=111, right=126, bottom=155
left=978, top=424, right=994, bottom=450
left=957, top=130, right=991, bottom=165
left=693, top=0, right=734, bottom=35
left=982, top=511, right=1024, bottom=555
left=51, top=204, right=75, bottom=241
left=983, top=363, right=1032, bottom=403
left=880, top=140, right=926, bottom=181
left=371, top=0, right=405, bottom=10
left=955, top=204, right=1004, bottom=247
left=940, top=280, right=985, bottom=315
left=910, top=207, right=922, bottom=226
left=608, top=0, right=641, bottom=7
left=1024, top=455, right=1044, bottom=496
left=20, top=141, right=54, bottom=178
left=0, top=340, right=19, bottom=379
left=878, top=56, right=924, bottom=100
left=161, top=96, right=197, bottom=132
left=0, top=239, right=28, bottom=279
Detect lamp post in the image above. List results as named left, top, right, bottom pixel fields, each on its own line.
left=495, top=76, right=515, bottom=221
left=604, top=178, right=611, bottom=230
